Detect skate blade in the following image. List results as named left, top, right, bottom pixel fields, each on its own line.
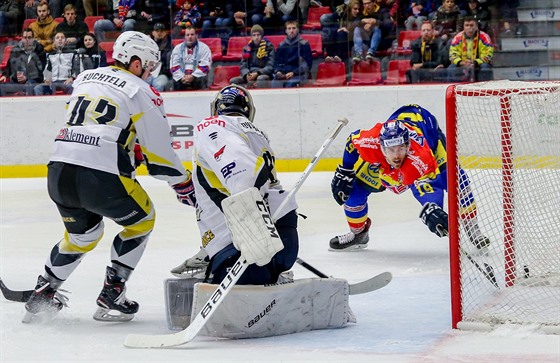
left=93, top=307, right=135, bottom=322
left=329, top=243, right=368, bottom=252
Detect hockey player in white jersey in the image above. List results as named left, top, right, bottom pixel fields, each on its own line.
left=189, top=84, right=299, bottom=285
left=24, top=31, right=196, bottom=323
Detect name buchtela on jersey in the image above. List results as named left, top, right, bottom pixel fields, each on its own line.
left=81, top=71, right=127, bottom=88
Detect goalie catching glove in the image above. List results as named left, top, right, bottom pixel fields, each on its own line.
left=172, top=171, right=196, bottom=207
left=331, top=165, right=355, bottom=205
left=222, top=187, right=284, bottom=266
left=420, top=202, right=448, bottom=237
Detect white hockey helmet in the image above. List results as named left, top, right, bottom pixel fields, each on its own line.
left=113, top=31, right=162, bottom=77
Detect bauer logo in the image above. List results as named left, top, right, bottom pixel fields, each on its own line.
left=515, top=68, right=543, bottom=78
left=523, top=39, right=548, bottom=48
left=530, top=10, right=555, bottom=19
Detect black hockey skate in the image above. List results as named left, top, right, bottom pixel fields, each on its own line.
left=329, top=218, right=371, bottom=251
left=22, top=275, right=68, bottom=323
left=93, top=266, right=138, bottom=322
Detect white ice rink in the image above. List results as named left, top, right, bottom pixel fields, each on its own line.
left=1, top=173, right=559, bottom=362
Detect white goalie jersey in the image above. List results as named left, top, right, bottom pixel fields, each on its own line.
left=49, top=66, right=187, bottom=186
left=193, top=115, right=297, bottom=258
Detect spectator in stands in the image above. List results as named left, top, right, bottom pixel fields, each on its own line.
left=200, top=0, right=230, bottom=53
left=432, top=0, right=462, bottom=43
left=56, top=3, right=89, bottom=48
left=93, top=0, right=136, bottom=42
left=24, top=0, right=40, bottom=20
left=83, top=0, right=107, bottom=17
left=229, top=24, right=275, bottom=89
left=271, top=20, right=312, bottom=88
left=132, top=0, right=169, bottom=34
left=407, top=21, right=446, bottom=83
left=465, top=0, right=489, bottom=33
left=0, top=29, right=45, bottom=96
left=447, top=15, right=493, bottom=82
left=486, top=0, right=519, bottom=39
left=404, top=0, right=431, bottom=30
left=320, top=0, right=346, bottom=53
left=34, top=31, right=74, bottom=95
left=323, top=0, right=361, bottom=63
left=262, top=0, right=300, bottom=35
left=70, top=32, right=106, bottom=79
left=231, top=0, right=265, bottom=33
left=352, top=0, right=395, bottom=63
left=0, top=0, right=21, bottom=36
left=30, top=1, right=59, bottom=52
left=171, top=0, right=201, bottom=39
left=170, top=26, right=212, bottom=90
left=147, top=23, right=173, bottom=92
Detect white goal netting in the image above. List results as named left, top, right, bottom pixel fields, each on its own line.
left=447, top=80, right=560, bottom=331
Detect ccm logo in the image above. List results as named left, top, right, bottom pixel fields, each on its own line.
left=256, top=200, right=279, bottom=239
left=200, top=260, right=244, bottom=318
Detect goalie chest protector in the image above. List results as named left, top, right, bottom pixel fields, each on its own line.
left=190, top=277, right=354, bottom=339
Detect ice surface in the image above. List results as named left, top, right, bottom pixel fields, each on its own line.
left=1, top=173, right=559, bottom=362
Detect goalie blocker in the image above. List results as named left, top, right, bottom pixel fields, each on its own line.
left=165, top=277, right=355, bottom=338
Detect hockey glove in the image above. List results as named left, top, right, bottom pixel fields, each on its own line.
left=172, top=171, right=196, bottom=207
left=419, top=202, right=449, bottom=237
left=331, top=165, right=355, bottom=205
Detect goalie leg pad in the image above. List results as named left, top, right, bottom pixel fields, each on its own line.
left=190, top=278, right=353, bottom=339
left=164, top=278, right=204, bottom=330
left=222, top=187, right=284, bottom=266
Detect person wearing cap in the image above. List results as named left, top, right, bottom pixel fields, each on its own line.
left=171, top=0, right=202, bottom=40
left=230, top=24, right=275, bottom=89
left=147, top=23, right=173, bottom=91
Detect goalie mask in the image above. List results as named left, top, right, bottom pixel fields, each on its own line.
left=379, top=119, right=410, bottom=168
left=113, top=31, right=162, bottom=78
left=210, top=84, right=256, bottom=122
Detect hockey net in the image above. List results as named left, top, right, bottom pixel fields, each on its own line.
left=446, top=80, right=560, bottom=333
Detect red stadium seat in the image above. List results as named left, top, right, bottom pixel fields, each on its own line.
left=301, top=33, right=323, bottom=58
left=209, top=65, right=240, bottom=90
left=301, top=6, right=331, bottom=31
left=311, top=61, right=346, bottom=87
left=84, top=16, right=103, bottom=33
left=98, top=41, right=114, bottom=65
left=396, top=30, right=421, bottom=56
left=0, top=45, right=13, bottom=70
left=199, top=37, right=225, bottom=62
left=385, top=59, right=412, bottom=84
left=222, top=36, right=251, bottom=62
left=22, top=18, right=34, bottom=32
left=265, top=35, right=284, bottom=49
left=347, top=60, right=382, bottom=85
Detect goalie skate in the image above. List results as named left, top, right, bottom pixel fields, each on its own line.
left=170, top=248, right=210, bottom=279
left=329, top=218, right=371, bottom=251
left=93, top=267, right=138, bottom=322
left=22, top=275, right=69, bottom=324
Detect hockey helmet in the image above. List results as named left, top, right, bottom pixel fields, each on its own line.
left=210, top=84, right=256, bottom=122
left=379, top=119, right=410, bottom=150
left=113, top=31, right=162, bottom=77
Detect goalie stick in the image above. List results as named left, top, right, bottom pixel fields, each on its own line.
left=124, top=118, right=350, bottom=349
left=296, top=258, right=392, bottom=295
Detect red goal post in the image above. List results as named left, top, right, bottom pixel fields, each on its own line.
left=445, top=80, right=560, bottom=333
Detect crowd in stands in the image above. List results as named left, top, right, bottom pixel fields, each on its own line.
left=0, top=0, right=525, bottom=95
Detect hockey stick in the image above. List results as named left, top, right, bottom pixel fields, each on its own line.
left=124, top=118, right=349, bottom=349
left=437, top=225, right=498, bottom=289
left=461, top=248, right=498, bottom=288
left=296, top=258, right=392, bottom=295
left=0, top=278, right=33, bottom=302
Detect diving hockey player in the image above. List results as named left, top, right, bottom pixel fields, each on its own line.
left=329, top=104, right=490, bottom=251
left=24, top=31, right=196, bottom=323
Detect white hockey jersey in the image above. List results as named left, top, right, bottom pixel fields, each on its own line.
left=49, top=66, right=187, bottom=186
left=193, top=115, right=298, bottom=258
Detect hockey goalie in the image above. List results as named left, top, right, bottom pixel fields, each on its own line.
left=166, top=85, right=356, bottom=338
